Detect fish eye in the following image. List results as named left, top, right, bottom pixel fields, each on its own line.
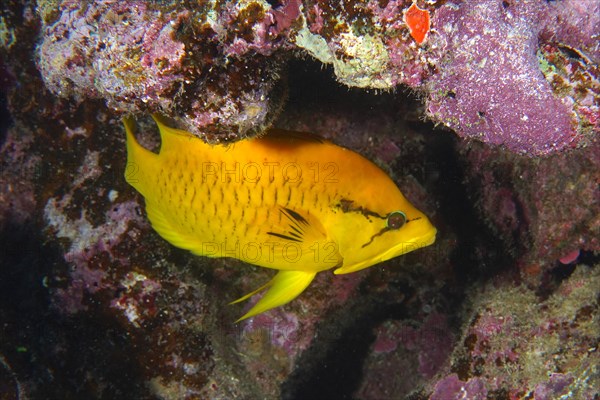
left=386, top=211, right=406, bottom=230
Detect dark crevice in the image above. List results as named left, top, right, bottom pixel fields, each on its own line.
left=578, top=250, right=600, bottom=266
left=537, top=252, right=599, bottom=299
left=281, top=299, right=410, bottom=400
left=279, top=58, right=514, bottom=398
left=424, top=134, right=515, bottom=282
left=0, top=219, right=153, bottom=399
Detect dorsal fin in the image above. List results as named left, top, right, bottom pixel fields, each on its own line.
left=123, top=116, right=157, bottom=160
left=151, top=114, right=198, bottom=153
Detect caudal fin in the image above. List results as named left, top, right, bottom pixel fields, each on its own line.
left=122, top=117, right=159, bottom=197
left=231, top=270, right=317, bottom=322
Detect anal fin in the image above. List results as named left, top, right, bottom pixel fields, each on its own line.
left=231, top=270, right=317, bottom=322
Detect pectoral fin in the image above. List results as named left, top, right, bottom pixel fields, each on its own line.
left=267, top=207, right=325, bottom=245
left=264, top=207, right=342, bottom=271
left=231, top=270, right=317, bottom=322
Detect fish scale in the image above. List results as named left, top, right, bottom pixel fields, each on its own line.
left=124, top=115, right=436, bottom=321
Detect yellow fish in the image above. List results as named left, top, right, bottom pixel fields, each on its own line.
left=124, top=115, right=436, bottom=321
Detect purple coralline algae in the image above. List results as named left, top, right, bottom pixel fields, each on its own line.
left=356, top=312, right=456, bottom=399
left=430, top=374, right=488, bottom=400
left=37, top=0, right=290, bottom=141
left=37, top=2, right=186, bottom=108
left=0, top=125, right=38, bottom=226
left=34, top=0, right=599, bottom=153
left=371, top=313, right=453, bottom=378
left=426, top=0, right=599, bottom=155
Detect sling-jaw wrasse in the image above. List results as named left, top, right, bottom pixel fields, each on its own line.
left=124, top=116, right=436, bottom=321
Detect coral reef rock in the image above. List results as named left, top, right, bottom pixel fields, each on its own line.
left=34, top=0, right=599, bottom=153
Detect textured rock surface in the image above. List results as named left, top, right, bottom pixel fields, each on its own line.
left=32, top=0, right=599, bottom=153
left=36, top=0, right=289, bottom=141
left=426, top=264, right=600, bottom=400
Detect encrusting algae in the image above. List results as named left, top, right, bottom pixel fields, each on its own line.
left=124, top=115, right=436, bottom=321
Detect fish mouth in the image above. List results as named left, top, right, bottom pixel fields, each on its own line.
left=334, top=228, right=437, bottom=275
left=380, top=227, right=437, bottom=261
